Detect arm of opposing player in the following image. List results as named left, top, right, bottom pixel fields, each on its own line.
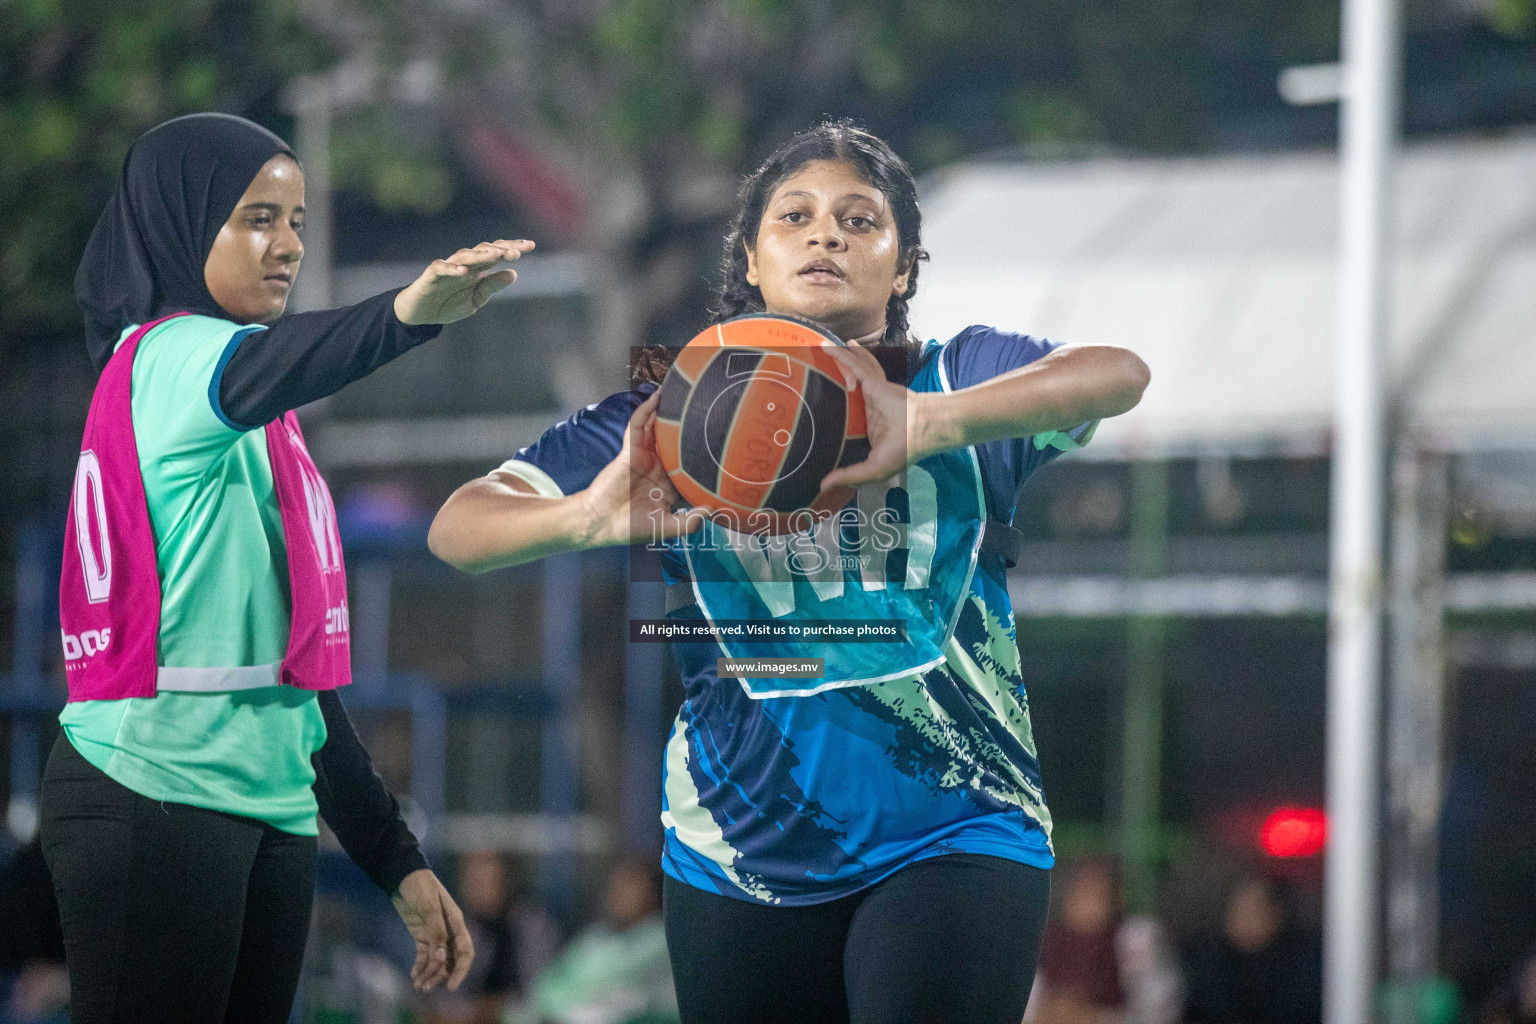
left=913, top=343, right=1149, bottom=460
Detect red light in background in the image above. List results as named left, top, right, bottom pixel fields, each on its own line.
left=1260, top=807, right=1328, bottom=858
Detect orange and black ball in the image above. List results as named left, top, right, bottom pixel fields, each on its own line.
left=654, top=314, right=869, bottom=535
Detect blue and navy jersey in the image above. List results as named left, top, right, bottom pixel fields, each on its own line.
left=500, top=325, right=1095, bottom=905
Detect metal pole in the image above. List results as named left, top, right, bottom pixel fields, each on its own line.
left=621, top=577, right=667, bottom=854
left=1121, top=459, right=1169, bottom=914
left=351, top=559, right=392, bottom=689
left=7, top=524, right=50, bottom=841
left=410, top=683, right=448, bottom=860
left=1385, top=449, right=1447, bottom=1019
left=1327, top=0, right=1400, bottom=1018
left=540, top=552, right=582, bottom=920
left=290, top=74, right=334, bottom=314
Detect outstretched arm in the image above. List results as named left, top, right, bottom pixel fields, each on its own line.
left=912, top=343, right=1148, bottom=453
left=821, top=340, right=1149, bottom=489
left=218, top=240, right=534, bottom=428
left=427, top=467, right=597, bottom=574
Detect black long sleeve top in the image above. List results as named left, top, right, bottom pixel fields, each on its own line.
left=218, top=287, right=442, bottom=429
left=219, top=287, right=441, bottom=893
left=312, top=690, right=430, bottom=894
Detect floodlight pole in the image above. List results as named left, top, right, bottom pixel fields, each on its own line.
left=1328, top=0, right=1401, bottom=1022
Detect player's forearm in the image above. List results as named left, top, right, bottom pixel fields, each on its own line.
left=313, top=689, right=429, bottom=894
left=913, top=345, right=1149, bottom=458
left=219, top=288, right=442, bottom=428
left=428, top=480, right=597, bottom=573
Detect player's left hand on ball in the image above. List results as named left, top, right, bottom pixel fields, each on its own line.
left=391, top=868, right=475, bottom=992
left=819, top=338, right=922, bottom=490
left=394, top=239, right=535, bottom=326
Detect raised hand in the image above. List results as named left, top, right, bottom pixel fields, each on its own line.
left=393, top=239, right=535, bottom=326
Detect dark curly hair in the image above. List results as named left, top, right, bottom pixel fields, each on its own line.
left=633, top=119, right=930, bottom=386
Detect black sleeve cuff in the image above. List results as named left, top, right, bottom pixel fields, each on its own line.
left=371, top=846, right=433, bottom=898
left=385, top=286, right=445, bottom=344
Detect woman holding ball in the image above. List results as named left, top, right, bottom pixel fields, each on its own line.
left=44, top=111, right=532, bottom=1023
left=429, top=120, right=1149, bottom=1024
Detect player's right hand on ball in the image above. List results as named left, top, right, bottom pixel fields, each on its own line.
left=579, top=389, right=701, bottom=548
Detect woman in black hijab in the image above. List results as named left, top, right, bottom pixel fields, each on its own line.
left=43, top=112, right=530, bottom=1023
left=75, top=112, right=297, bottom=368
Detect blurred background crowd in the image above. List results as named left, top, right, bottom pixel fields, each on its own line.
left=5, top=0, right=1536, bottom=1020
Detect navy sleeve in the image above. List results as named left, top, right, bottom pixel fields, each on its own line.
left=498, top=382, right=657, bottom=497
left=940, top=325, right=1096, bottom=524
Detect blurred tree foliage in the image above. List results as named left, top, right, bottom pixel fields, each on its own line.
left=0, top=0, right=333, bottom=346
left=1489, top=0, right=1536, bottom=35
left=476, top=0, right=1350, bottom=363
left=0, top=0, right=457, bottom=350
left=331, top=108, right=455, bottom=217
left=563, top=0, right=1346, bottom=171
left=5, top=0, right=1532, bottom=352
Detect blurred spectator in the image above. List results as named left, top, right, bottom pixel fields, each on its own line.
left=426, top=850, right=560, bottom=1024
left=1029, top=858, right=1182, bottom=1024
left=1182, top=871, right=1321, bottom=1024
left=301, top=888, right=417, bottom=1024
left=2, top=965, right=69, bottom=1024
left=0, top=835, right=68, bottom=1024
left=1116, top=913, right=1182, bottom=1024
left=1478, top=947, right=1536, bottom=1024
left=1034, top=858, right=1126, bottom=1024
left=508, top=856, right=677, bottom=1024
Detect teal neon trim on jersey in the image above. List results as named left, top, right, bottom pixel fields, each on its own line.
left=208, top=324, right=267, bottom=431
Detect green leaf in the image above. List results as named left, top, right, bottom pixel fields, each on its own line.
left=177, top=59, right=219, bottom=107
left=372, top=155, right=451, bottom=214
left=695, top=102, right=744, bottom=160
left=1489, top=0, right=1536, bottom=36
left=859, top=37, right=906, bottom=95
left=27, top=99, right=80, bottom=162
left=1007, top=87, right=1103, bottom=148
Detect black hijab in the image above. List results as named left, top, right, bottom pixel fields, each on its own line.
left=75, top=112, right=295, bottom=372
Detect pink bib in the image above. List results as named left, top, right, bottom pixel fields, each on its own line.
left=59, top=313, right=352, bottom=700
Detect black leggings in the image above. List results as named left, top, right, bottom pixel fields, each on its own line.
left=664, top=853, right=1051, bottom=1024
left=39, top=734, right=316, bottom=1024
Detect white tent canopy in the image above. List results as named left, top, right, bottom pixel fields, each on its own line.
left=911, top=134, right=1536, bottom=456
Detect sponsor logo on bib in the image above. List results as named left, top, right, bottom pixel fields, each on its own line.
left=61, top=627, right=111, bottom=662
